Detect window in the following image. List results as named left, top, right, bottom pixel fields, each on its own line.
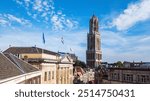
left=97, top=38, right=100, bottom=50
left=122, top=74, right=133, bottom=83
left=137, top=75, right=149, bottom=83
left=37, top=77, right=40, bottom=84
left=48, top=71, right=51, bottom=80
left=32, top=78, right=37, bottom=84
left=70, top=69, right=72, bottom=75
left=111, top=73, right=120, bottom=81
left=44, top=72, right=47, bottom=81
left=141, top=75, right=146, bottom=83
left=123, top=74, right=125, bottom=81
left=52, top=71, right=54, bottom=79
left=29, top=80, right=32, bottom=84
left=146, top=76, right=149, bottom=82
left=118, top=73, right=120, bottom=80
left=137, top=75, right=140, bottom=82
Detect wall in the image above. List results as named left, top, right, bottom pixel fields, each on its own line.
left=0, top=71, right=41, bottom=84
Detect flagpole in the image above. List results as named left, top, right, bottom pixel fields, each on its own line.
left=61, top=36, right=64, bottom=53
left=61, top=36, right=75, bottom=54
left=42, top=32, right=46, bottom=53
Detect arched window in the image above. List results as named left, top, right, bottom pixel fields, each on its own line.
left=94, top=20, right=97, bottom=31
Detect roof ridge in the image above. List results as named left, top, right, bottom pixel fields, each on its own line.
left=9, top=53, right=25, bottom=73
left=9, top=53, right=39, bottom=71
left=1, top=53, right=24, bottom=74
left=14, top=46, right=56, bottom=52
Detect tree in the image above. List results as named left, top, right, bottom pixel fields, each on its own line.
left=74, top=60, right=86, bottom=68
left=116, top=61, right=123, bottom=68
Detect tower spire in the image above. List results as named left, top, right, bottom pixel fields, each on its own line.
left=93, top=11, right=95, bottom=17
left=89, top=14, right=99, bottom=33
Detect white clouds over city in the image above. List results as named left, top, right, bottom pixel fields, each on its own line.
left=113, top=0, right=150, bottom=31
left=1, top=0, right=150, bottom=62
left=15, top=0, right=78, bottom=31
left=0, top=14, right=31, bottom=27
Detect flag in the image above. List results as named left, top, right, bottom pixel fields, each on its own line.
left=42, top=33, right=45, bottom=44
left=61, top=37, right=64, bottom=44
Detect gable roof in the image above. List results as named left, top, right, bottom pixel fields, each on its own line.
left=4, top=47, right=59, bottom=56
left=60, top=54, right=73, bottom=63
left=58, top=52, right=78, bottom=62
left=0, top=53, right=39, bottom=80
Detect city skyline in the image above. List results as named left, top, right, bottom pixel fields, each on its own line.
left=0, top=0, right=150, bottom=62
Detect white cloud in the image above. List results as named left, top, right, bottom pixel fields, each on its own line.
left=113, top=0, right=150, bottom=31
left=15, top=0, right=23, bottom=5
left=101, top=30, right=150, bottom=62
left=7, top=14, right=29, bottom=25
left=51, top=14, right=78, bottom=31
left=15, top=0, right=78, bottom=31
left=139, top=36, right=150, bottom=42
left=102, top=30, right=126, bottom=47
left=41, top=12, right=47, bottom=17
left=51, top=14, right=64, bottom=30
left=0, top=19, right=9, bottom=26
left=0, top=14, right=31, bottom=27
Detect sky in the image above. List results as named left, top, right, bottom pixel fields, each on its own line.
left=0, top=0, right=150, bottom=63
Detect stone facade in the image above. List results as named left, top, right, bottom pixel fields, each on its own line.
left=56, top=55, right=74, bottom=84
left=20, top=53, right=58, bottom=84
left=106, top=68, right=150, bottom=84
left=86, top=15, right=102, bottom=68
left=4, top=47, right=74, bottom=84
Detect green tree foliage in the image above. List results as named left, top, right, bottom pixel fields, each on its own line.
left=116, top=61, right=123, bottom=68
left=74, top=60, right=86, bottom=68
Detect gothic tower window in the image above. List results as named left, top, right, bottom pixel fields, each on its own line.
left=94, top=20, right=97, bottom=31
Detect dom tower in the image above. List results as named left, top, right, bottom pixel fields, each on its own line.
left=86, top=15, right=102, bottom=68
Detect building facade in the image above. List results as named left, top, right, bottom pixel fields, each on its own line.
left=86, top=15, right=102, bottom=68
left=4, top=47, right=74, bottom=84
left=57, top=54, right=74, bottom=84
left=106, top=67, right=150, bottom=84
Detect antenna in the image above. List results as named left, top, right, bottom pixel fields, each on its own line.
left=93, top=11, right=95, bottom=16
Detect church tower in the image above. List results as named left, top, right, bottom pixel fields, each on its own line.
left=86, top=15, right=102, bottom=68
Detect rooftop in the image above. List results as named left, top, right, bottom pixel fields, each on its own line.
left=108, top=67, right=150, bottom=71
left=4, top=46, right=59, bottom=56
left=0, top=53, right=39, bottom=80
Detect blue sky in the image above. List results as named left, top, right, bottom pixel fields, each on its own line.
left=0, top=0, right=150, bottom=62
